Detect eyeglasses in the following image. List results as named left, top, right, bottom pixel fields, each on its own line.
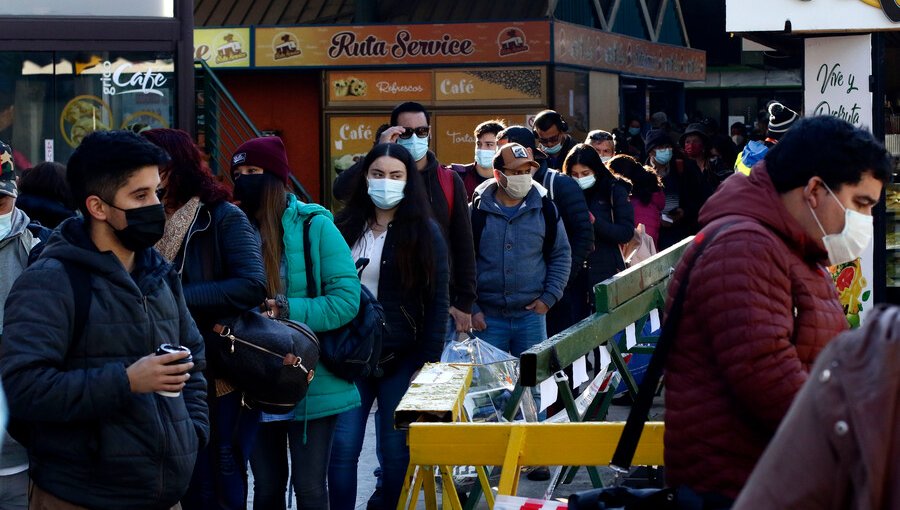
left=537, top=133, right=561, bottom=145
left=399, top=126, right=430, bottom=139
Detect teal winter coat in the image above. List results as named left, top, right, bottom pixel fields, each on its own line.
left=282, top=194, right=361, bottom=420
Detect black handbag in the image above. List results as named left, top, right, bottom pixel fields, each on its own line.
left=303, top=218, right=385, bottom=381
left=568, top=223, right=737, bottom=510
left=212, top=312, right=319, bottom=414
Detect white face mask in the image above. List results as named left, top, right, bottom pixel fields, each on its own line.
left=499, top=172, right=533, bottom=199
left=575, top=175, right=596, bottom=190
left=600, top=156, right=612, bottom=165
left=367, top=178, right=406, bottom=210
left=475, top=149, right=495, bottom=169
left=807, top=181, right=873, bottom=266
left=0, top=210, right=12, bottom=239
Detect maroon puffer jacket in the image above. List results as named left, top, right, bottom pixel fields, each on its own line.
left=663, top=163, right=848, bottom=499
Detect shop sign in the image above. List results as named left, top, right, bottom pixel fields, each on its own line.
left=255, top=22, right=551, bottom=67
left=434, top=68, right=545, bottom=104
left=194, top=28, right=251, bottom=68
left=554, top=22, right=705, bottom=82
left=804, top=35, right=872, bottom=131
left=727, top=0, right=900, bottom=32
left=100, top=60, right=167, bottom=97
left=327, top=115, right=386, bottom=177
left=433, top=114, right=530, bottom=168
left=326, top=71, right=432, bottom=103
left=804, top=34, right=875, bottom=327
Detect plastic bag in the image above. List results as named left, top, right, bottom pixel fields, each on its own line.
left=441, top=335, right=539, bottom=489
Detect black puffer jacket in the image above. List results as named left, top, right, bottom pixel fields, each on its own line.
left=376, top=220, right=450, bottom=372
left=13, top=193, right=76, bottom=229
left=585, top=178, right=635, bottom=285
left=173, top=200, right=266, bottom=337
left=0, top=218, right=209, bottom=510
left=534, top=161, right=594, bottom=286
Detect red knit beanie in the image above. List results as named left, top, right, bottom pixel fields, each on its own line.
left=231, top=136, right=291, bottom=185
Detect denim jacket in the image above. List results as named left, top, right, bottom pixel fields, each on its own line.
left=471, top=182, right=571, bottom=318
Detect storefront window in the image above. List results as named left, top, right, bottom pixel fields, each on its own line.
left=0, top=51, right=176, bottom=167
left=2, top=0, right=173, bottom=17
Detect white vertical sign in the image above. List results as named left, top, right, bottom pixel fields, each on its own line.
left=804, top=35, right=872, bottom=130
left=804, top=34, right=875, bottom=326
left=43, top=139, right=54, bottom=162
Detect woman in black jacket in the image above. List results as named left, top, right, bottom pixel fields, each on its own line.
left=328, top=143, right=449, bottom=510
left=142, top=128, right=267, bottom=510
left=562, top=144, right=635, bottom=307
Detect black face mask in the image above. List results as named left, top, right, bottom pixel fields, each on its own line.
left=105, top=202, right=167, bottom=252
left=233, top=173, right=269, bottom=216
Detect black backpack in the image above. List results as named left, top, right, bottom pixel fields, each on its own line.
left=303, top=217, right=385, bottom=381
left=471, top=192, right=560, bottom=262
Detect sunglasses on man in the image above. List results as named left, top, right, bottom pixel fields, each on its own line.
left=399, top=126, right=430, bottom=139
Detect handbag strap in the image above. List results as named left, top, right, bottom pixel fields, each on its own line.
left=303, top=216, right=372, bottom=299
left=610, top=221, right=736, bottom=473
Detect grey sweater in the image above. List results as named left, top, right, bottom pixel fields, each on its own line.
left=0, top=208, right=35, bottom=471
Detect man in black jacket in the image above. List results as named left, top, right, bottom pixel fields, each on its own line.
left=0, top=131, right=209, bottom=510
left=534, top=109, right=578, bottom=170
left=498, top=126, right=594, bottom=336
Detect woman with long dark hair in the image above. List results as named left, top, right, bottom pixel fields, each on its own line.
left=328, top=143, right=449, bottom=510
left=608, top=155, right=665, bottom=248
left=562, top=144, right=635, bottom=307
left=141, top=128, right=267, bottom=510
left=229, top=136, right=361, bottom=510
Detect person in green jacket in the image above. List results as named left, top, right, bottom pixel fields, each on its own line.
left=230, top=136, right=361, bottom=510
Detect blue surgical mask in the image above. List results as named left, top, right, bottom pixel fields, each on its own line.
left=0, top=210, right=12, bottom=239
left=367, top=178, right=406, bottom=210
left=542, top=143, right=563, bottom=155
left=654, top=148, right=673, bottom=165
left=628, top=127, right=641, bottom=136
left=475, top=149, right=495, bottom=168
left=575, top=175, right=596, bottom=190
left=398, top=135, right=429, bottom=161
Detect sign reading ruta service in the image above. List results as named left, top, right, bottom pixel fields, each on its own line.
left=804, top=34, right=875, bottom=327
left=256, top=22, right=551, bottom=67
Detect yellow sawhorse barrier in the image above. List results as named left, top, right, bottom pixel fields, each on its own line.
left=398, top=422, right=665, bottom=509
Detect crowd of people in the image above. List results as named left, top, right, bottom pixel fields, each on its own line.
left=0, top=96, right=896, bottom=510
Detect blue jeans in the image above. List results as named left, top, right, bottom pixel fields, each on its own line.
left=478, top=312, right=548, bottom=416
left=249, top=415, right=337, bottom=510
left=181, top=391, right=260, bottom=510
left=328, top=359, right=420, bottom=510
left=478, top=311, right=548, bottom=357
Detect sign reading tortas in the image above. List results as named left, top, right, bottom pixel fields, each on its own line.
left=256, top=22, right=551, bottom=67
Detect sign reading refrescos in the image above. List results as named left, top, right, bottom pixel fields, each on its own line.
left=326, top=71, right=433, bottom=103
left=194, top=28, right=252, bottom=68
left=553, top=22, right=706, bottom=82
left=255, top=22, right=551, bottom=67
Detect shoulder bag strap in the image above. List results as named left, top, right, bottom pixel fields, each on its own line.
left=610, top=221, right=736, bottom=473
left=302, top=217, right=318, bottom=298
